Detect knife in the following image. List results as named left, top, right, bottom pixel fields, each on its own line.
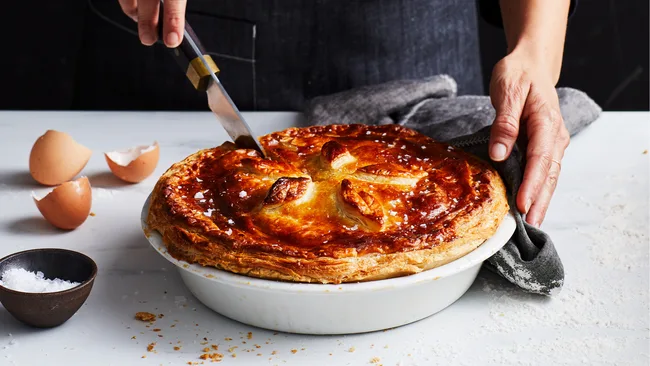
left=160, top=5, right=265, bottom=156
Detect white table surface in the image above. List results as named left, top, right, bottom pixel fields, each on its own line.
left=0, top=111, right=647, bottom=366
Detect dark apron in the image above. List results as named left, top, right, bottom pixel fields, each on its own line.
left=77, top=0, right=483, bottom=111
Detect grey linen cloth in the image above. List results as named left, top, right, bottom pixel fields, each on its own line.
left=304, top=75, right=602, bottom=295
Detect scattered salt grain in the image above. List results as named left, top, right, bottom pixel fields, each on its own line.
left=196, top=178, right=203, bottom=182
left=227, top=219, right=235, bottom=225
left=239, top=191, right=247, bottom=198
left=194, top=192, right=204, bottom=199
left=225, top=229, right=232, bottom=236
left=0, top=268, right=80, bottom=293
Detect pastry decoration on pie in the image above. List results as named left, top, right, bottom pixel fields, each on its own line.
left=146, top=124, right=509, bottom=283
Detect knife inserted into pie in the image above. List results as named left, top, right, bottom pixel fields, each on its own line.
left=146, top=124, right=509, bottom=283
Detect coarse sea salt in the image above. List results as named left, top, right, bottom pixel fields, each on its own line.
left=0, top=268, right=80, bottom=293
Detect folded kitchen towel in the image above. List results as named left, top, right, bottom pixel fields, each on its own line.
left=304, top=75, right=602, bottom=295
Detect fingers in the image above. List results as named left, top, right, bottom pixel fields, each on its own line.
left=525, top=127, right=570, bottom=227
left=137, top=0, right=160, bottom=46
left=517, top=104, right=562, bottom=221
left=162, top=0, right=186, bottom=47
left=489, top=69, right=531, bottom=162
left=118, top=0, right=138, bottom=21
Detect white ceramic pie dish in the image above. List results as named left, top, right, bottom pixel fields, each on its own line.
left=140, top=194, right=516, bottom=335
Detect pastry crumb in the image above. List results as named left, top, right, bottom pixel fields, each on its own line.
left=153, top=328, right=161, bottom=332
left=199, top=353, right=223, bottom=362
left=203, top=347, right=210, bottom=352
left=211, top=345, right=219, bottom=350
left=174, top=346, right=181, bottom=351
left=271, top=351, right=278, bottom=355
left=141, top=355, right=146, bottom=359
left=228, top=346, right=238, bottom=353
left=135, top=312, right=157, bottom=322
left=643, top=149, right=648, bottom=154
left=370, top=356, right=381, bottom=364
left=131, top=336, right=136, bottom=340
left=224, top=337, right=232, bottom=341
left=291, top=349, right=298, bottom=354
left=147, top=342, right=156, bottom=352
left=348, top=347, right=356, bottom=352
left=247, top=332, right=253, bottom=339
left=89, top=212, right=96, bottom=217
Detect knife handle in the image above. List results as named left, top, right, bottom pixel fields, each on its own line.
left=160, top=2, right=219, bottom=92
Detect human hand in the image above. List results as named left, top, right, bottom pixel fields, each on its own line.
left=118, top=0, right=187, bottom=47
left=488, top=49, right=570, bottom=228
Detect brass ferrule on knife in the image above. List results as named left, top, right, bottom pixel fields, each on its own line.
left=186, top=55, right=219, bottom=91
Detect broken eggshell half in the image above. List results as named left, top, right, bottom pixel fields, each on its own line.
left=32, top=176, right=92, bottom=230
left=29, top=130, right=92, bottom=186
left=104, top=142, right=159, bottom=183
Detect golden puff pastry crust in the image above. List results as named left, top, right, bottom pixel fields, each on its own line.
left=146, top=124, right=509, bottom=283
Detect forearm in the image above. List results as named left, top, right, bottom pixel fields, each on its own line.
left=499, top=0, right=571, bottom=84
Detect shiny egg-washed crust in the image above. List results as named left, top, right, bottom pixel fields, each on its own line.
left=146, top=124, right=509, bottom=283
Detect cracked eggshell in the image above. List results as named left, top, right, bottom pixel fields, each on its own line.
left=104, top=142, right=159, bottom=183
left=33, top=176, right=92, bottom=230
left=29, top=130, right=92, bottom=186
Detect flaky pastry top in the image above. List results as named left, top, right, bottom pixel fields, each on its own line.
left=155, top=124, right=500, bottom=259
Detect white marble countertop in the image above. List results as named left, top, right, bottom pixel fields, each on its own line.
left=0, top=111, right=647, bottom=366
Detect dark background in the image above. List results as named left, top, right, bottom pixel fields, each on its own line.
left=0, top=0, right=647, bottom=111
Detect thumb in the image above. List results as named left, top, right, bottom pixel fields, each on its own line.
left=488, top=76, right=531, bottom=162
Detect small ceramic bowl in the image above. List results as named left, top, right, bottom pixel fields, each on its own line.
left=0, top=248, right=97, bottom=328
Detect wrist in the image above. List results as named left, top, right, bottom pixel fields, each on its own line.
left=508, top=41, right=561, bottom=84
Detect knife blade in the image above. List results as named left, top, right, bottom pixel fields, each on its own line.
left=160, top=6, right=265, bottom=156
